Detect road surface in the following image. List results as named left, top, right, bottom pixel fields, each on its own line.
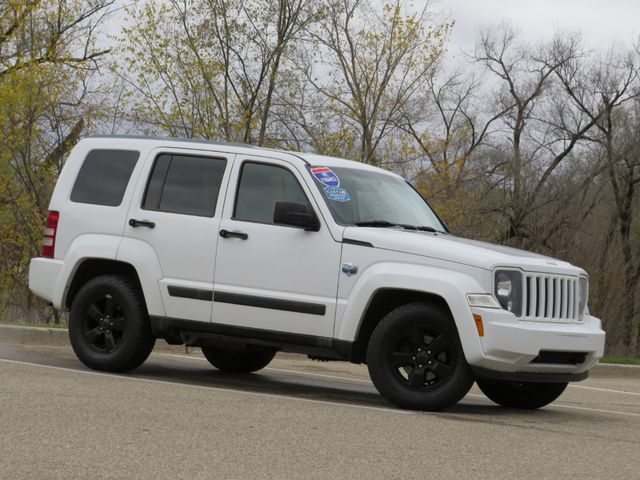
left=1, top=341, right=639, bottom=479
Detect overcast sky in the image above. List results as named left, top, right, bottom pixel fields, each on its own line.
left=106, top=1, right=640, bottom=66
left=437, top=0, right=639, bottom=57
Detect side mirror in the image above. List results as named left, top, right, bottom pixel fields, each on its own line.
left=273, top=202, right=320, bottom=231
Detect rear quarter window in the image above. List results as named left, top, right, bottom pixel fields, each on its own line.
left=70, top=149, right=140, bottom=206
left=142, top=154, right=227, bottom=217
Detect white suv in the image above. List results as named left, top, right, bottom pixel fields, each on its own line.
left=29, top=136, right=605, bottom=411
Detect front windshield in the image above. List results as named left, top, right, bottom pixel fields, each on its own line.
left=308, top=166, right=446, bottom=232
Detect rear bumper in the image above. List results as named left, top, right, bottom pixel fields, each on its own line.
left=469, top=307, right=605, bottom=379
left=29, top=258, right=64, bottom=308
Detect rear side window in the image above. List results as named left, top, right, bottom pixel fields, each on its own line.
left=142, top=154, right=227, bottom=217
left=70, top=150, right=139, bottom=206
left=234, top=162, right=310, bottom=224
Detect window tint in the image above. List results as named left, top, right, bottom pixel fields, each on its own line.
left=234, top=162, right=310, bottom=224
left=70, top=150, right=139, bottom=206
left=142, top=154, right=226, bottom=217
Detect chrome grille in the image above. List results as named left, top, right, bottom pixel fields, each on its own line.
left=523, top=274, right=581, bottom=322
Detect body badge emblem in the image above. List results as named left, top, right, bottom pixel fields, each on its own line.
left=342, top=263, right=358, bottom=276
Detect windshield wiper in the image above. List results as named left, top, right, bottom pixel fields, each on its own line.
left=355, top=220, right=419, bottom=230
left=354, top=220, right=444, bottom=233
left=355, top=220, right=397, bottom=228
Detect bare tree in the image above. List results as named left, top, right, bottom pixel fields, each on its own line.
left=555, top=45, right=640, bottom=354
left=0, top=0, right=113, bottom=323
left=119, top=0, right=320, bottom=146
left=299, top=0, right=450, bottom=165
left=472, top=26, right=605, bottom=248
left=393, top=70, right=509, bottom=231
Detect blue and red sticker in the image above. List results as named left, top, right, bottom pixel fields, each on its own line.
left=311, top=167, right=350, bottom=202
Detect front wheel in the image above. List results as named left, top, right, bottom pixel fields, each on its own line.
left=366, top=302, right=474, bottom=411
left=476, top=378, right=568, bottom=409
left=202, top=345, right=276, bottom=373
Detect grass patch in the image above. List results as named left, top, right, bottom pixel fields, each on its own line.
left=600, top=355, right=640, bottom=365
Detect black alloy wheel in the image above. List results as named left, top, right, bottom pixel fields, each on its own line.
left=388, top=325, right=456, bottom=391
left=367, top=302, right=474, bottom=411
left=69, top=275, right=155, bottom=372
left=82, top=293, right=127, bottom=353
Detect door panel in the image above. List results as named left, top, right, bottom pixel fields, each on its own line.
left=125, top=149, right=234, bottom=322
left=212, top=157, right=341, bottom=338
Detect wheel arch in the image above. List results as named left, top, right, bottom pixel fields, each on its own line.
left=336, top=263, right=487, bottom=365
left=350, top=288, right=454, bottom=364
left=65, top=258, right=145, bottom=311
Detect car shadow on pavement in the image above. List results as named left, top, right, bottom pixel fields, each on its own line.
left=133, top=361, right=577, bottom=419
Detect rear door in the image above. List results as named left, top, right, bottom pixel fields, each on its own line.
left=212, top=156, right=341, bottom=338
left=125, top=148, right=234, bottom=322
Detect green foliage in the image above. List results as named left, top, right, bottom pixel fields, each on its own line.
left=0, top=0, right=110, bottom=323
left=118, top=0, right=321, bottom=145
left=600, top=356, right=640, bottom=365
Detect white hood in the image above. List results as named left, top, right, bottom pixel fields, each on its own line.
left=343, top=227, right=584, bottom=276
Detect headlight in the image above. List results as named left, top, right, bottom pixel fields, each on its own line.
left=494, top=270, right=523, bottom=317
left=578, top=276, right=588, bottom=317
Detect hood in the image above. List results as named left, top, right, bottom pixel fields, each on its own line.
left=343, top=227, right=584, bottom=275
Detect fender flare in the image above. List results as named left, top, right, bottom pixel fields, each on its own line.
left=57, top=234, right=166, bottom=318
left=116, top=237, right=166, bottom=317
left=56, top=234, right=121, bottom=309
left=336, top=263, right=487, bottom=365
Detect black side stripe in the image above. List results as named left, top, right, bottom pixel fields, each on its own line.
left=167, top=286, right=213, bottom=302
left=214, top=291, right=326, bottom=316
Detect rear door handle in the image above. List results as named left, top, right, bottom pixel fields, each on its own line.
left=129, top=218, right=155, bottom=229
left=219, top=229, right=248, bottom=240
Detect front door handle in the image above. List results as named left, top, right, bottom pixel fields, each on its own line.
left=219, top=229, right=248, bottom=240
left=129, top=218, right=155, bottom=229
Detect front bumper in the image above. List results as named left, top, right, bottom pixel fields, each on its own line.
left=469, top=307, right=605, bottom=379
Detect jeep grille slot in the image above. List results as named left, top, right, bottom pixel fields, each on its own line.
left=523, top=274, right=580, bottom=322
left=530, top=351, right=587, bottom=365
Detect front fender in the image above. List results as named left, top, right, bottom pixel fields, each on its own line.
left=336, top=263, right=488, bottom=365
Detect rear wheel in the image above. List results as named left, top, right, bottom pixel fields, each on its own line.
left=476, top=378, right=568, bottom=409
left=69, top=275, right=155, bottom=372
left=202, top=345, right=276, bottom=373
left=366, top=302, right=474, bottom=411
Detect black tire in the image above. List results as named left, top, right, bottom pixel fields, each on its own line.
left=69, top=274, right=155, bottom=372
left=366, top=302, right=474, bottom=411
left=476, top=378, right=568, bottom=409
left=201, top=345, right=276, bottom=373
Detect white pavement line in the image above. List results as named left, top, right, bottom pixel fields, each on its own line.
left=467, top=393, right=640, bottom=418
left=0, top=358, right=413, bottom=416
left=267, top=366, right=372, bottom=384
left=550, top=403, right=640, bottom=417
left=568, top=384, right=640, bottom=397
left=160, top=353, right=373, bottom=385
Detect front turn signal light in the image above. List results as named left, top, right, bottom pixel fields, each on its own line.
left=473, top=314, right=484, bottom=337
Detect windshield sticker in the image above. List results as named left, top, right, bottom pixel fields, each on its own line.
left=323, top=186, right=350, bottom=202
left=311, top=167, right=340, bottom=188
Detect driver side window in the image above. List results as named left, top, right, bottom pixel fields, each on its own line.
left=234, top=162, right=311, bottom=224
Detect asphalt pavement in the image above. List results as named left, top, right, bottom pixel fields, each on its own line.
left=0, top=338, right=639, bottom=479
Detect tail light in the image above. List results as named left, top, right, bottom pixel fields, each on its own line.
left=41, top=210, right=60, bottom=258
